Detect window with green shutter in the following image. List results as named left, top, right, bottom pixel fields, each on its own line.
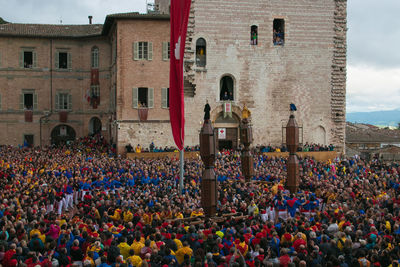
left=56, top=92, right=71, bottom=110
left=132, top=88, right=138, bottom=108
left=56, top=51, right=71, bottom=69
left=20, top=50, right=36, bottom=69
left=148, top=88, right=154, bottom=108
left=20, top=90, right=37, bottom=110
left=134, top=42, right=152, bottom=60
left=162, top=42, right=170, bottom=61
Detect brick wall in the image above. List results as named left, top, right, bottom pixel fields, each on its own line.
left=0, top=36, right=112, bottom=146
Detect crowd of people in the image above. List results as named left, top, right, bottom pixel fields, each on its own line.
left=1, top=135, right=400, bottom=267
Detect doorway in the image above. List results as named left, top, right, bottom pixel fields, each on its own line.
left=89, top=117, right=102, bottom=135
left=51, top=125, right=76, bottom=145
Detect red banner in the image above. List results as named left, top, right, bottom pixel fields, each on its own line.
left=169, top=0, right=191, bottom=151
left=91, top=69, right=99, bottom=85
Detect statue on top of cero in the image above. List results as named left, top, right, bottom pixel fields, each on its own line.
left=242, top=103, right=251, bottom=122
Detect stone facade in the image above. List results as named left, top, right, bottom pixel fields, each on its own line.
left=0, top=25, right=112, bottom=147
left=183, top=0, right=347, bottom=151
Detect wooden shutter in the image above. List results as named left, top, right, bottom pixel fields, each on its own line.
left=162, top=42, right=168, bottom=61
left=55, top=52, right=59, bottom=69
left=161, top=88, right=168, bottom=108
left=67, top=52, right=72, bottom=70
left=19, top=94, right=24, bottom=110
left=148, top=42, right=153, bottom=61
left=0, top=94, right=2, bottom=110
left=32, top=51, right=37, bottom=68
left=133, top=42, right=139, bottom=60
left=19, top=51, right=24, bottom=68
left=148, top=88, right=154, bottom=108
left=132, top=88, right=138, bottom=108
left=55, top=93, right=59, bottom=110
left=68, top=94, right=72, bottom=110
left=33, top=93, right=38, bottom=110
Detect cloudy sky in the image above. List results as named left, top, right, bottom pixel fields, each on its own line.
left=1, top=0, right=399, bottom=113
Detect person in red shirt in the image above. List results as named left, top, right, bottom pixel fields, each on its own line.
left=279, top=249, right=292, bottom=267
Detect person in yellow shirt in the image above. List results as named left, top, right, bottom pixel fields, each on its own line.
left=118, top=237, right=131, bottom=259
left=123, top=209, right=133, bottom=223
left=171, top=233, right=183, bottom=251
left=109, top=208, right=122, bottom=221
left=126, top=249, right=142, bottom=267
left=135, top=145, right=142, bottom=153
left=29, top=225, right=46, bottom=243
left=131, top=234, right=145, bottom=255
left=175, top=241, right=193, bottom=265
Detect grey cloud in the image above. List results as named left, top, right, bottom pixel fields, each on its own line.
left=348, top=0, right=400, bottom=68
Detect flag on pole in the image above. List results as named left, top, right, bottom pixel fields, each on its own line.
left=84, top=88, right=91, bottom=103
left=169, top=0, right=191, bottom=151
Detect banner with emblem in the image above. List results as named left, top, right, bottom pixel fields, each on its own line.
left=224, top=102, right=232, bottom=118
left=218, top=128, right=226, bottom=139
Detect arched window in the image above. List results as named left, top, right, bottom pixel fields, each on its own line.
left=196, top=38, right=206, bottom=67
left=251, top=25, right=258, bottom=45
left=91, top=46, right=99, bottom=68
left=220, top=75, right=234, bottom=101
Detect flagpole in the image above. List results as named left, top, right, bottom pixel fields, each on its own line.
left=179, top=149, right=184, bottom=194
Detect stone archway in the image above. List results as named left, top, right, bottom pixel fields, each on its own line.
left=89, top=117, right=102, bottom=135
left=51, top=124, right=76, bottom=145
left=314, top=125, right=326, bottom=146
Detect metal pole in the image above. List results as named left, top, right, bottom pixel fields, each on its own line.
left=179, top=149, right=184, bottom=194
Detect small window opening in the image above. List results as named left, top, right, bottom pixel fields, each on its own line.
left=196, top=38, right=206, bottom=67
left=220, top=76, right=234, bottom=101
left=24, top=93, right=33, bottom=110
left=24, top=51, right=33, bottom=68
left=138, top=87, right=148, bottom=107
left=251, top=25, right=258, bottom=45
left=273, top=19, right=285, bottom=46
left=59, top=52, right=68, bottom=69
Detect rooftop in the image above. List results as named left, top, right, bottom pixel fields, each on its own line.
left=346, top=122, right=400, bottom=143
left=0, top=23, right=103, bottom=38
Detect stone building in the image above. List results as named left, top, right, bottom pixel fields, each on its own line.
left=0, top=0, right=347, bottom=153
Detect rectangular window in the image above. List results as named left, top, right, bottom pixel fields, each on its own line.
left=132, top=87, right=154, bottom=108
left=59, top=52, right=68, bottom=69
left=24, top=134, right=34, bottom=147
left=139, top=42, right=148, bottom=60
left=55, top=92, right=72, bottom=110
left=24, top=93, right=33, bottom=110
left=55, top=51, right=71, bottom=69
left=161, top=87, right=169, bottom=108
left=24, top=51, right=33, bottom=68
left=138, top=87, right=148, bottom=107
left=133, top=42, right=153, bottom=60
left=59, top=93, right=69, bottom=110
left=162, top=42, right=170, bottom=60
left=20, top=90, right=37, bottom=110
left=273, top=19, right=285, bottom=46
left=20, top=50, right=37, bottom=69
left=251, top=25, right=258, bottom=45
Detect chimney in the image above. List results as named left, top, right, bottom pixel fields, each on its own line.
left=88, top=16, right=93, bottom=24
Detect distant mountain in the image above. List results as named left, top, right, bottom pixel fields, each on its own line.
left=0, top=17, right=8, bottom=24
left=347, top=109, right=400, bottom=127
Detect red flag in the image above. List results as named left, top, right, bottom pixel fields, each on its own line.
left=169, top=0, right=191, bottom=151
